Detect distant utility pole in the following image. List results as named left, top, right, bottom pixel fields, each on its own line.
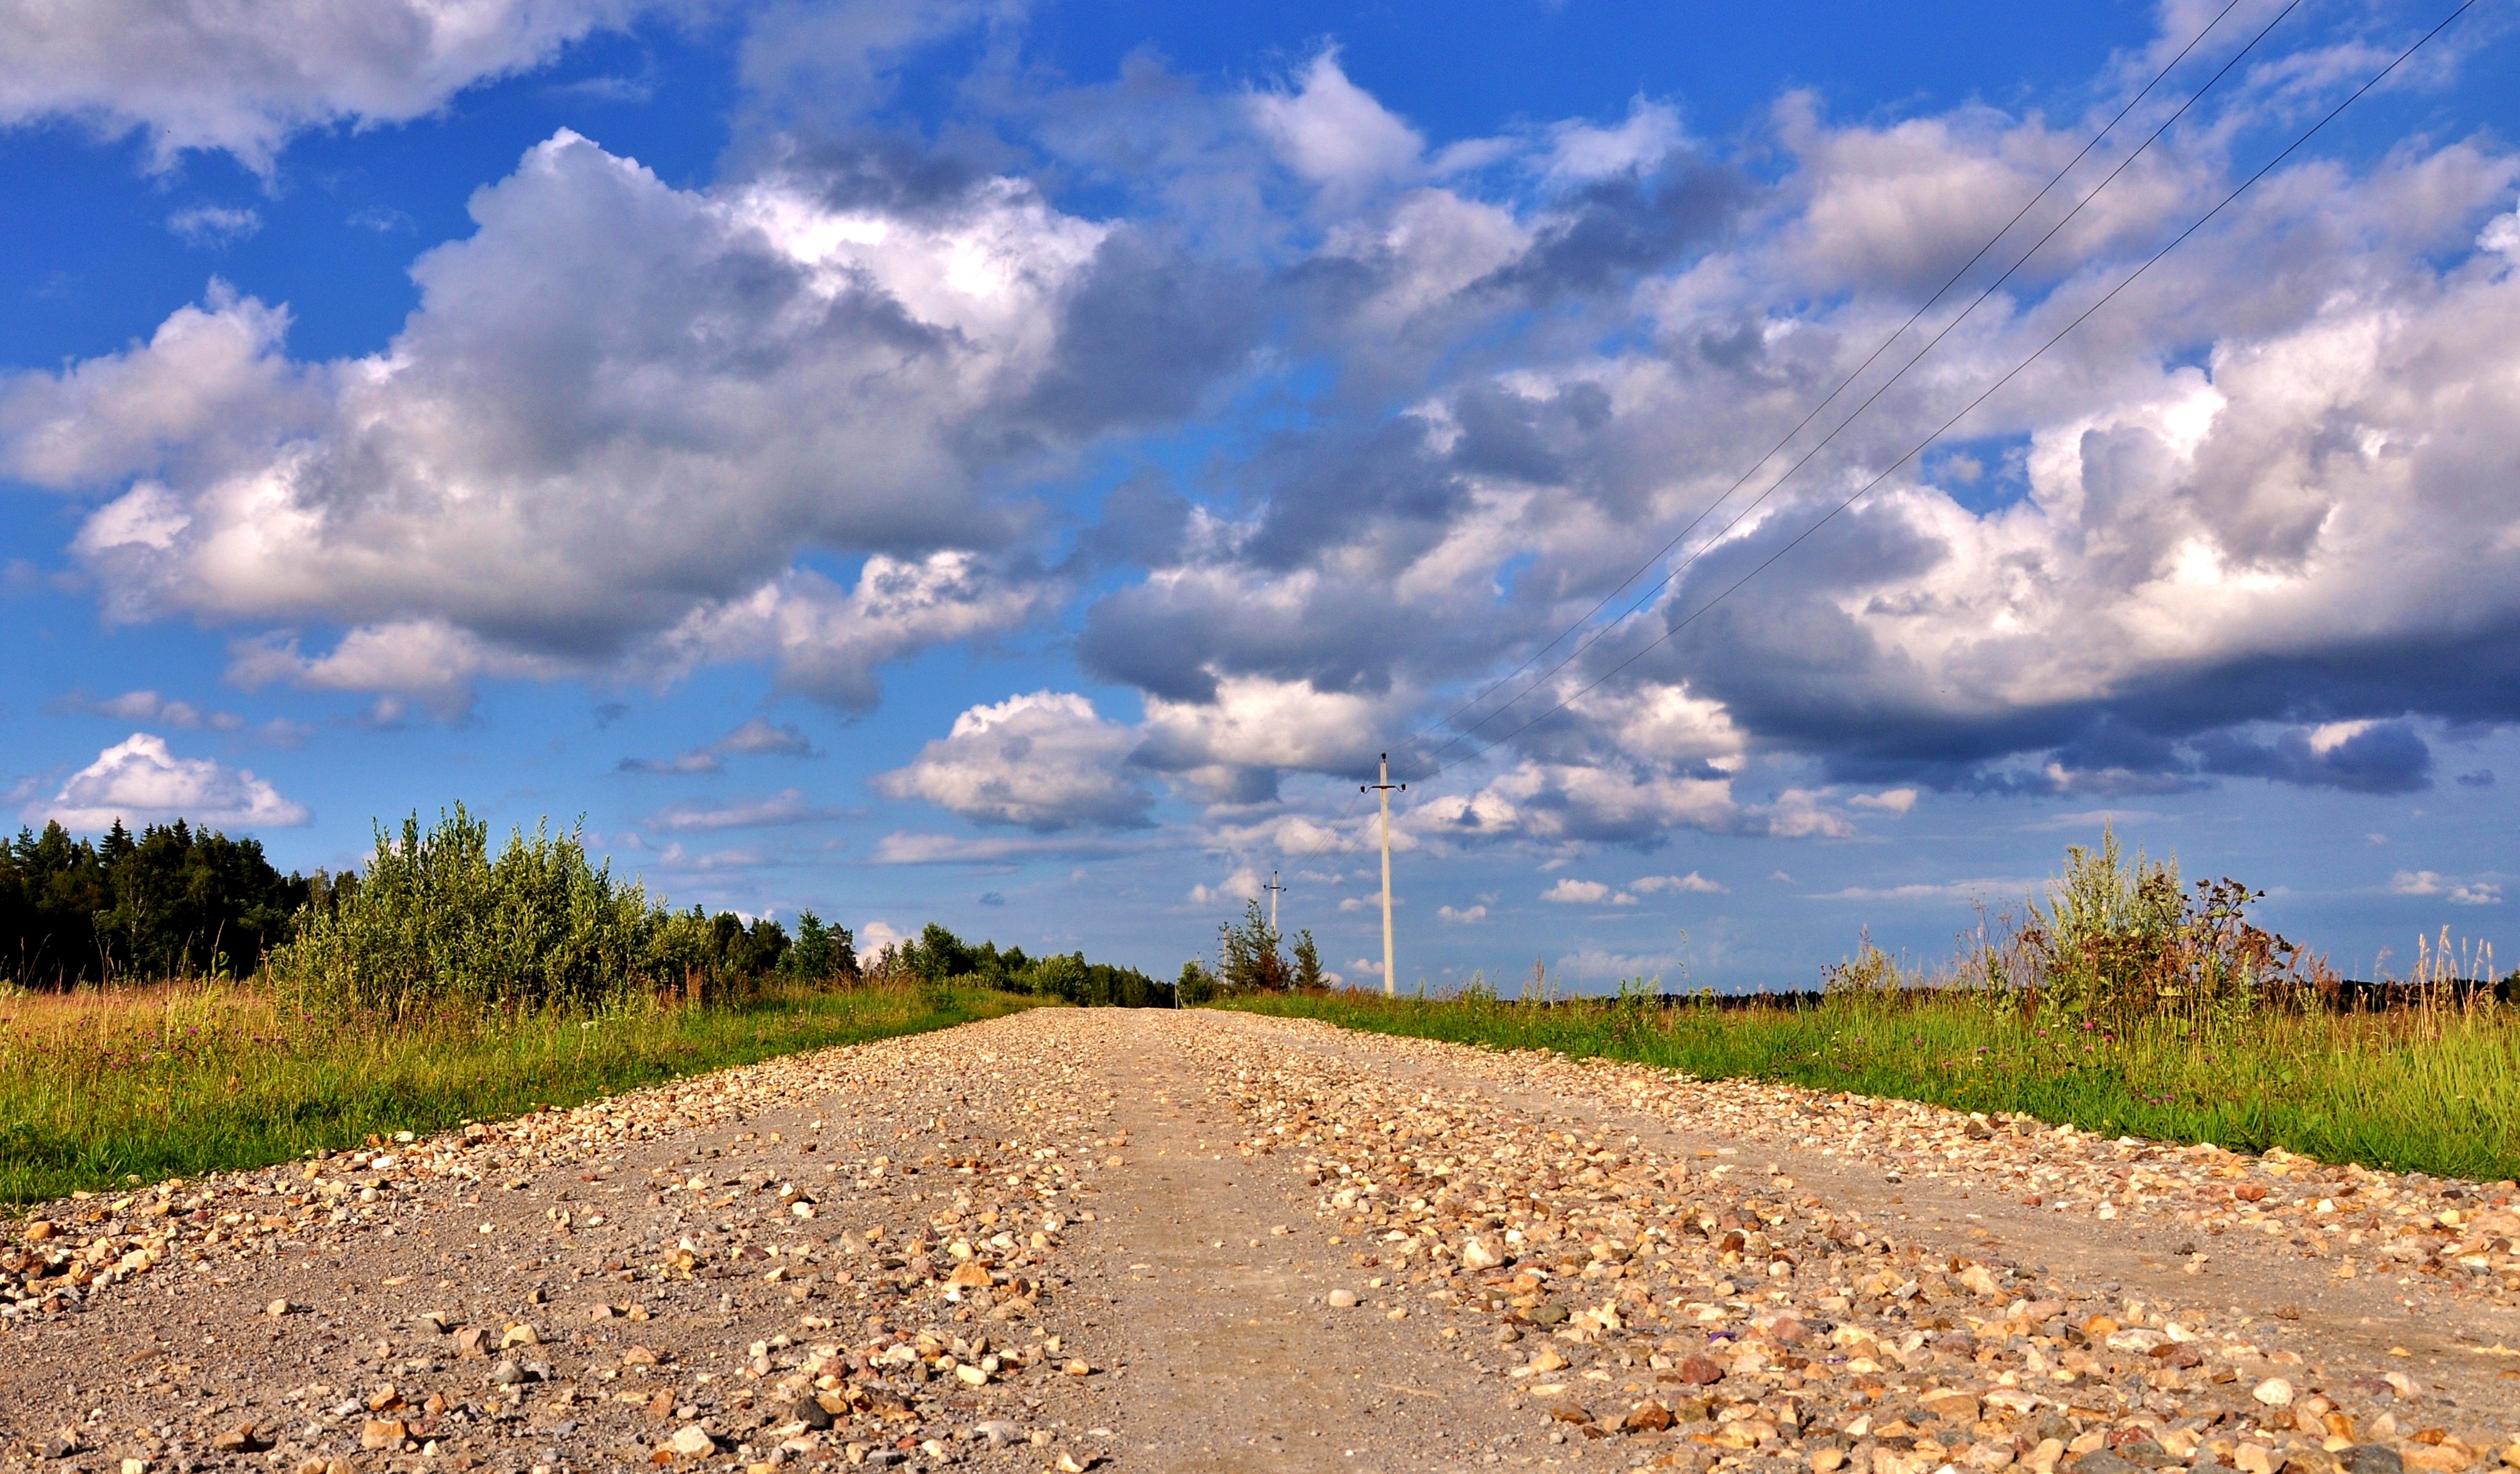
left=1264, top=870, right=1285, bottom=933
left=1362, top=753, right=1405, bottom=997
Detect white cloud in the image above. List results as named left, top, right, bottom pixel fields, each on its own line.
left=1135, top=671, right=1398, bottom=800
left=33, top=731, right=308, bottom=830
left=228, top=619, right=562, bottom=721
left=1549, top=946, right=1689, bottom=988
left=1436, top=902, right=1487, bottom=924
left=875, top=691, right=1153, bottom=831
left=1541, top=877, right=1634, bottom=906
left=167, top=205, right=260, bottom=246
left=1247, top=50, right=1425, bottom=200
left=1189, top=865, right=1263, bottom=908
left=0, top=0, right=684, bottom=170
left=653, top=555, right=1058, bottom=713
left=1631, top=871, right=1726, bottom=895
left=1847, top=788, right=1918, bottom=814
left=859, top=919, right=908, bottom=954
left=1764, top=789, right=1856, bottom=840
left=1415, top=760, right=1742, bottom=847
left=2392, top=870, right=2502, bottom=905
left=1535, top=98, right=1684, bottom=187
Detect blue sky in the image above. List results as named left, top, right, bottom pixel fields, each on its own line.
left=4, top=0, right=2519, bottom=990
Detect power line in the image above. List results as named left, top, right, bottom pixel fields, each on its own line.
left=1436, top=0, right=2479, bottom=780
left=1417, top=0, right=2287, bottom=768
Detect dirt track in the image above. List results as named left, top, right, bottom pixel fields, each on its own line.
left=3, top=1010, right=2516, bottom=1474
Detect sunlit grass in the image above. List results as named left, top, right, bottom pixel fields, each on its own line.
left=0, top=980, right=1044, bottom=1203
left=1223, top=988, right=2520, bottom=1184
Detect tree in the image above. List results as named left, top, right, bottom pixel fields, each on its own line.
left=1218, top=899, right=1290, bottom=993
left=779, top=911, right=859, bottom=983
left=1291, top=929, right=1325, bottom=991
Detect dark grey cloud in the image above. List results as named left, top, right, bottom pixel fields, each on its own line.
left=2193, top=721, right=2433, bottom=795
left=1478, top=154, right=1751, bottom=301
left=1076, top=472, right=1192, bottom=568
left=1017, top=230, right=1266, bottom=437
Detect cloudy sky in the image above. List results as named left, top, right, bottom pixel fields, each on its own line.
left=4, top=0, right=2517, bottom=990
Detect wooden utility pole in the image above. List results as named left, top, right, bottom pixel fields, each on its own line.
left=1264, top=870, right=1285, bottom=933
left=1362, top=753, right=1405, bottom=996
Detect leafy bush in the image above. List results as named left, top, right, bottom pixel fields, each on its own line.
left=272, top=807, right=661, bottom=1017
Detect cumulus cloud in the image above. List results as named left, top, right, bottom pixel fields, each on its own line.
left=0, top=0, right=683, bottom=169
left=33, top=732, right=308, bottom=830
left=1056, top=31, right=2520, bottom=843
left=1, top=129, right=1191, bottom=714
left=16, top=9, right=2520, bottom=870
left=874, top=691, right=1154, bottom=831
left=1436, top=902, right=1486, bottom=924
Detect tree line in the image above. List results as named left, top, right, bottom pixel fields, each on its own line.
left=1, top=819, right=310, bottom=986
left=0, top=807, right=1218, bottom=1013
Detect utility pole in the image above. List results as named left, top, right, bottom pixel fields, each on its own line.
left=1362, top=752, right=1405, bottom=996
left=1264, top=870, right=1285, bottom=934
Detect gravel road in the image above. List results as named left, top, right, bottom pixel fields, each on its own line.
left=3, top=1010, right=2517, bottom=1474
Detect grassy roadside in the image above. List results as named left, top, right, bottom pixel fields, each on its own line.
left=1220, top=990, right=2520, bottom=1184
left=0, top=981, right=1044, bottom=1203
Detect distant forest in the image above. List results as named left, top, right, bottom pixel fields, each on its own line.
left=1, top=819, right=308, bottom=986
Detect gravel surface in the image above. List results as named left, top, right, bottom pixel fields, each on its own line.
left=3, top=1008, right=2517, bottom=1474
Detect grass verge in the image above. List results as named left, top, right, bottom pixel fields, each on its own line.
left=0, top=981, right=1042, bottom=1203
left=1221, top=990, right=2520, bottom=1184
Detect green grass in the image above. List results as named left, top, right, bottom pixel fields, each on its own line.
left=1221, top=988, right=2520, bottom=1184
left=0, top=980, right=1043, bottom=1204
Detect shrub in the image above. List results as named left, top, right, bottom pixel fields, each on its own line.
left=272, top=807, right=659, bottom=1018
left=2015, top=825, right=2331, bottom=1028
left=1178, top=959, right=1221, bottom=1005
